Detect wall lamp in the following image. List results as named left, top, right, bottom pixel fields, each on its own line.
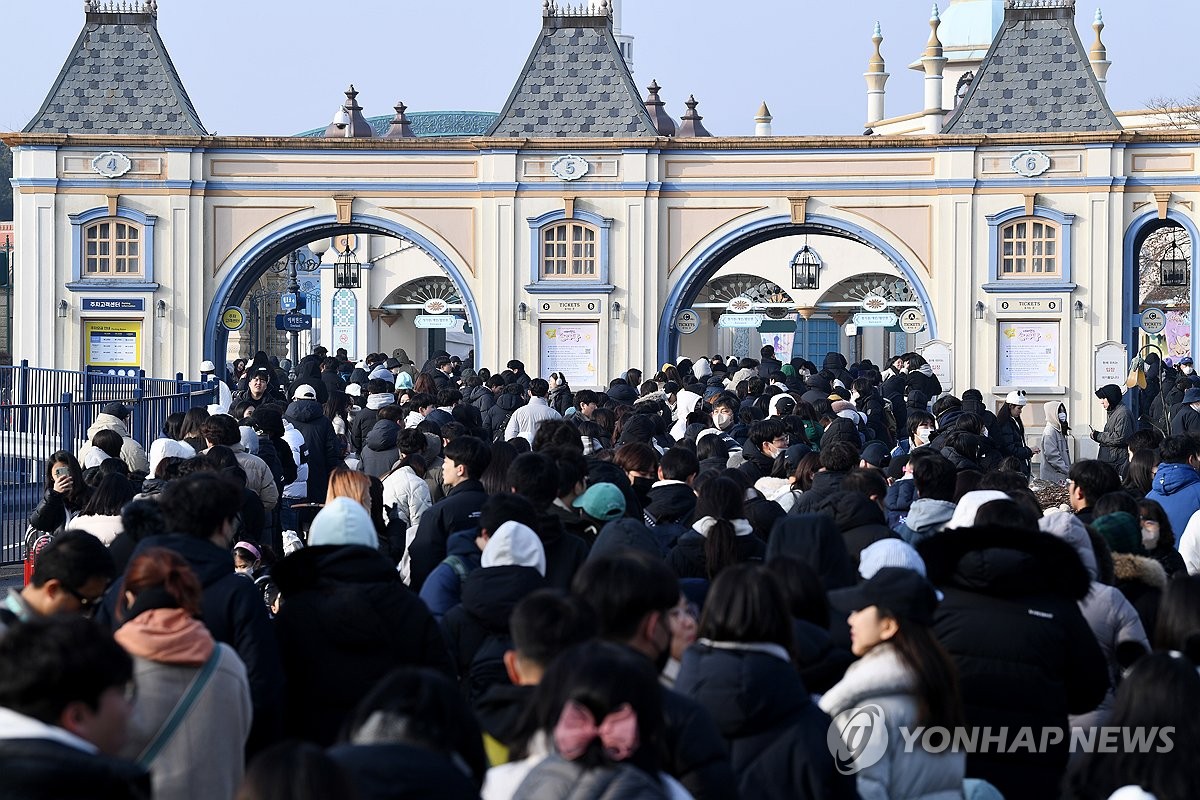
left=1073, top=300, right=1086, bottom=320
left=57, top=299, right=69, bottom=319
left=517, top=302, right=528, bottom=321
left=156, top=299, right=168, bottom=318
left=974, top=300, right=986, bottom=321
left=611, top=301, right=622, bottom=321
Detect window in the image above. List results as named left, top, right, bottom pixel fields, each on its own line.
left=84, top=219, right=142, bottom=275
left=541, top=221, right=597, bottom=278
left=1000, top=218, right=1058, bottom=276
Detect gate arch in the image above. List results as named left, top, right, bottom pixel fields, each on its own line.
left=204, top=213, right=481, bottom=372
left=658, top=213, right=937, bottom=365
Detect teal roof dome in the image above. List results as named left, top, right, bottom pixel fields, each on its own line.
left=296, top=110, right=498, bottom=138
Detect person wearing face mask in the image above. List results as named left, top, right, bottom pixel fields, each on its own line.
left=233, top=542, right=277, bottom=614
left=1169, top=387, right=1200, bottom=436
left=990, top=391, right=1038, bottom=475
left=739, top=418, right=789, bottom=482
left=1040, top=401, right=1073, bottom=485
left=1179, top=356, right=1199, bottom=384
left=892, top=411, right=935, bottom=459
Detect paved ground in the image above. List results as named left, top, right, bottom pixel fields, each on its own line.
left=1, top=564, right=23, bottom=591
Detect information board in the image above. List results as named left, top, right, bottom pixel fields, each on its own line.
left=540, top=322, right=599, bottom=387
left=84, top=320, right=141, bottom=368
left=998, top=321, right=1060, bottom=388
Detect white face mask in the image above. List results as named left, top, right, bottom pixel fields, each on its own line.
left=1142, top=521, right=1160, bottom=550
left=234, top=565, right=253, bottom=578
left=1183, top=366, right=1194, bottom=375
left=915, top=426, right=932, bottom=444
left=713, top=411, right=733, bottom=430
left=1058, top=412, right=1068, bottom=422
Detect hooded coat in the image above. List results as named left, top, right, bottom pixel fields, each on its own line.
left=1039, top=401, right=1072, bottom=484
left=1092, top=384, right=1134, bottom=476
left=766, top=513, right=857, bottom=590
left=917, top=526, right=1109, bottom=800
left=675, top=642, right=858, bottom=800
left=667, top=517, right=764, bottom=579
left=273, top=544, right=455, bottom=745
left=817, top=491, right=898, bottom=566
left=1144, top=461, right=1200, bottom=545
left=408, top=479, right=489, bottom=591
left=284, top=399, right=345, bottom=503
left=484, top=392, right=527, bottom=443
left=78, top=413, right=150, bottom=476
left=361, top=418, right=401, bottom=479
left=905, top=363, right=943, bottom=399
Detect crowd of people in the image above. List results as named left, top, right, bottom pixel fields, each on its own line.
left=3, top=342, right=1200, bottom=800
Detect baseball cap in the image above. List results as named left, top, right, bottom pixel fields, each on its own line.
left=248, top=367, right=271, bottom=381
left=839, top=567, right=939, bottom=626
left=200, top=360, right=217, bottom=373
left=1004, top=390, right=1028, bottom=406
left=1181, top=357, right=1194, bottom=366
left=101, top=402, right=129, bottom=420
left=293, top=384, right=317, bottom=400
left=572, top=482, right=626, bottom=521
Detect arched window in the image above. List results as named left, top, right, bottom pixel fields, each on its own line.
left=541, top=220, right=597, bottom=278
left=999, top=217, right=1058, bottom=277
left=84, top=218, right=142, bottom=275
left=526, top=209, right=614, bottom=292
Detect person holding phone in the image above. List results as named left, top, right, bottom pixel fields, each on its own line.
left=28, top=452, right=91, bottom=534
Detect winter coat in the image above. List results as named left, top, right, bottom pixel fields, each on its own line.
left=514, top=756, right=682, bottom=800
left=676, top=641, right=857, bottom=800
left=201, top=445, right=278, bottom=514
left=884, top=478, right=917, bottom=528
left=533, top=512, right=590, bottom=592
left=27, top=486, right=88, bottom=533
left=766, top=512, right=858, bottom=590
left=348, top=394, right=392, bottom=454
left=645, top=481, right=697, bottom=527
left=280, top=423, right=308, bottom=500
left=667, top=517, right=764, bottom=579
left=791, top=469, right=849, bottom=514
left=1039, top=401, right=1072, bottom=484
left=820, top=643, right=966, bottom=800
left=361, top=418, right=400, bottom=479
left=417, top=530, right=482, bottom=621
left=505, top=396, right=563, bottom=443
left=465, top=384, right=497, bottom=414
left=857, top=392, right=895, bottom=447
left=64, top=513, right=124, bottom=546
left=442, top=564, right=546, bottom=699
left=896, top=498, right=958, bottom=546
left=0, top=733, right=151, bottom=800
left=408, top=479, right=489, bottom=591
left=808, top=490, right=898, bottom=566
left=330, top=742, right=481, bottom=800
left=1112, top=552, right=1167, bottom=636
left=1092, top=386, right=1134, bottom=476
left=78, top=413, right=150, bottom=476
left=1144, top=461, right=1200, bottom=546
left=918, top=526, right=1109, bottom=800
left=103, top=533, right=284, bottom=755
left=115, top=611, right=251, bottom=800
left=738, top=447, right=777, bottom=483
left=273, top=544, right=455, bottom=745
left=284, top=399, right=345, bottom=504
left=381, top=465, right=432, bottom=532
left=484, top=392, right=526, bottom=442
left=906, top=364, right=943, bottom=398
left=548, top=384, right=574, bottom=416
left=989, top=413, right=1033, bottom=464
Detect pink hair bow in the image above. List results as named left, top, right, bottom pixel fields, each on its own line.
left=553, top=700, right=640, bottom=762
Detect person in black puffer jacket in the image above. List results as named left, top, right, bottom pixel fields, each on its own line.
left=917, top=524, right=1109, bottom=800
left=441, top=521, right=547, bottom=701
left=484, top=387, right=527, bottom=443
left=361, top=406, right=403, bottom=479
left=284, top=392, right=346, bottom=504
left=809, top=489, right=898, bottom=567
left=676, top=564, right=857, bottom=800
left=904, top=354, right=942, bottom=398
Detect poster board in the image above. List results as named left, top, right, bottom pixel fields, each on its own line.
left=540, top=322, right=599, bottom=387
left=917, top=339, right=953, bottom=392
left=998, top=321, right=1059, bottom=388
left=84, top=320, right=141, bottom=369
left=1094, top=341, right=1128, bottom=390
left=760, top=332, right=795, bottom=361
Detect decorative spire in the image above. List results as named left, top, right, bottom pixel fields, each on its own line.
left=921, top=4, right=947, bottom=134
left=755, top=102, right=773, bottom=137
left=867, top=21, right=886, bottom=74
left=1089, top=7, right=1111, bottom=92
left=385, top=101, right=415, bottom=139
left=676, top=95, right=713, bottom=138
left=865, top=22, right=890, bottom=127
left=924, top=4, right=943, bottom=59
left=324, top=84, right=375, bottom=138
left=644, top=79, right=677, bottom=136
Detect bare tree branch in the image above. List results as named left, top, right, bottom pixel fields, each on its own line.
left=1145, top=95, right=1200, bottom=129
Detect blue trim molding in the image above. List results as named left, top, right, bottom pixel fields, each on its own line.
left=983, top=205, right=1076, bottom=293
left=67, top=205, right=160, bottom=292
left=525, top=208, right=614, bottom=294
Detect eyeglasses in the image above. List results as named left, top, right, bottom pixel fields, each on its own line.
left=64, top=583, right=108, bottom=613
left=773, top=435, right=790, bottom=445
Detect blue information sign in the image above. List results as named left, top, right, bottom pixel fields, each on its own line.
left=275, top=312, right=313, bottom=332
left=81, top=298, right=145, bottom=312
left=280, top=293, right=298, bottom=312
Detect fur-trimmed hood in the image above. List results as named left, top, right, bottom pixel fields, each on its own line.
left=1112, top=552, right=1168, bottom=590
left=918, top=524, right=1092, bottom=601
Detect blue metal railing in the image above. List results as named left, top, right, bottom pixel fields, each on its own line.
left=0, top=364, right=218, bottom=565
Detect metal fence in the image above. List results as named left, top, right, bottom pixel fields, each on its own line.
left=0, top=363, right=218, bottom=565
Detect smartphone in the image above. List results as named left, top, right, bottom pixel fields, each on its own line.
left=53, top=465, right=71, bottom=480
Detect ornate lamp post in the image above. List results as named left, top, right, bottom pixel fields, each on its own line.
left=791, top=244, right=822, bottom=291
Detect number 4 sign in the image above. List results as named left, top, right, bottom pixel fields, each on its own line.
left=91, top=151, right=133, bottom=179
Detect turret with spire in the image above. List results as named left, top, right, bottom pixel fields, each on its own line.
left=324, top=85, right=375, bottom=138
left=755, top=102, right=773, bottom=136
left=921, top=4, right=947, bottom=134
left=644, top=80, right=677, bottom=136
left=864, top=21, right=890, bottom=128
left=676, top=95, right=713, bottom=137
left=1090, top=8, right=1111, bottom=93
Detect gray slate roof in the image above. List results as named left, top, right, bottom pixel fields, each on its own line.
left=942, top=4, right=1119, bottom=135
left=488, top=17, right=657, bottom=138
left=24, top=15, right=207, bottom=135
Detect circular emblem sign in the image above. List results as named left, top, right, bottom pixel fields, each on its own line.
left=551, top=155, right=590, bottom=182
left=674, top=308, right=701, bottom=335
left=423, top=298, right=449, bottom=315
left=899, top=308, right=926, bottom=334
left=727, top=296, right=754, bottom=314
left=861, top=294, right=889, bottom=313
left=1141, top=308, right=1167, bottom=335
left=221, top=306, right=246, bottom=331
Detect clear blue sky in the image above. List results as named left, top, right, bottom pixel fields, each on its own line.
left=3, top=1, right=1197, bottom=136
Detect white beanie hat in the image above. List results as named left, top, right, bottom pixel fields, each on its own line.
left=308, top=497, right=379, bottom=549
left=858, top=539, right=927, bottom=579
left=148, top=438, right=196, bottom=477
left=945, top=490, right=1011, bottom=530
left=481, top=521, right=546, bottom=576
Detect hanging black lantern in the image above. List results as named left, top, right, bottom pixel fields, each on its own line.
left=334, top=242, right=361, bottom=289
left=791, top=245, right=821, bottom=290
left=1159, top=233, right=1189, bottom=287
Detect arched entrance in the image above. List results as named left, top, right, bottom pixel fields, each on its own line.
left=660, top=213, right=936, bottom=365
left=1123, top=209, right=1198, bottom=362
left=204, top=214, right=481, bottom=373
left=374, top=276, right=472, bottom=367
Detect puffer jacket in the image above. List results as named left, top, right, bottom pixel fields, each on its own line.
left=78, top=413, right=150, bottom=476
left=884, top=478, right=917, bottom=528
left=484, top=392, right=526, bottom=443
left=814, top=490, right=898, bottom=566
left=464, top=384, right=496, bottom=414
left=896, top=498, right=957, bottom=546
left=1144, top=461, right=1200, bottom=546
left=1039, top=400, right=1072, bottom=484
left=918, top=525, right=1109, bottom=800
left=675, top=641, right=857, bottom=800
left=285, top=399, right=345, bottom=504
left=361, top=419, right=400, bottom=479
left=667, top=517, right=764, bottom=580
left=820, top=643, right=966, bottom=800
left=906, top=363, right=942, bottom=398
left=513, top=756, right=679, bottom=800
left=1092, top=385, right=1134, bottom=476
left=381, top=465, right=432, bottom=532
left=205, top=444, right=278, bottom=514
left=1038, top=513, right=1148, bottom=730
